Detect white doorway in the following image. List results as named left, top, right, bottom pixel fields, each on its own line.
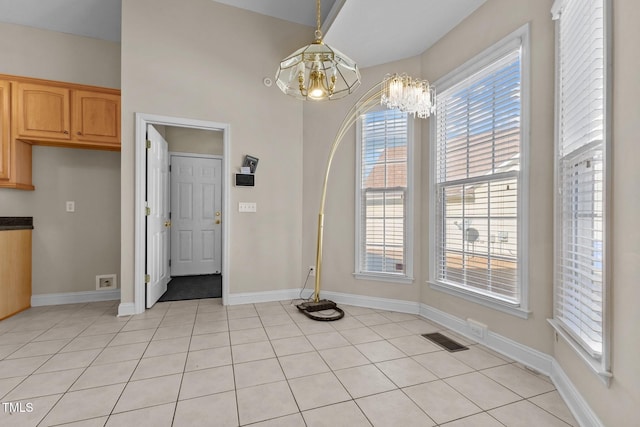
left=132, top=113, right=230, bottom=315
left=170, top=154, right=223, bottom=276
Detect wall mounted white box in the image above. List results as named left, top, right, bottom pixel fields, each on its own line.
left=96, top=274, right=117, bottom=290
left=239, top=202, right=257, bottom=212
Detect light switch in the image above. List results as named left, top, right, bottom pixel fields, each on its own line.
left=238, top=202, right=257, bottom=212
left=66, top=201, right=75, bottom=212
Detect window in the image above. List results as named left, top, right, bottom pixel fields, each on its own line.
left=550, top=0, right=611, bottom=382
left=355, top=109, right=412, bottom=282
left=430, top=26, right=529, bottom=316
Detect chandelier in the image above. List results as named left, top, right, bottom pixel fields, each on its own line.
left=275, top=0, right=360, bottom=101
left=381, top=73, right=436, bottom=118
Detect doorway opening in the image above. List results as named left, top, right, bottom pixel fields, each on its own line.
left=132, top=113, right=230, bottom=314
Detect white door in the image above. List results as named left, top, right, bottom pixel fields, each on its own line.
left=146, top=125, right=170, bottom=308
left=170, top=155, right=222, bottom=276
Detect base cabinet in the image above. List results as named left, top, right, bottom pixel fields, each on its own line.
left=0, top=229, right=32, bottom=320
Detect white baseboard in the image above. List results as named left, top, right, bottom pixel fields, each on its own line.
left=551, top=359, right=605, bottom=427
left=118, top=302, right=137, bottom=317
left=31, top=289, right=121, bottom=307
left=419, top=302, right=553, bottom=375
left=226, top=288, right=301, bottom=306
left=321, top=291, right=421, bottom=314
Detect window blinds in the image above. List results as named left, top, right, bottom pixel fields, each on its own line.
left=434, top=46, right=522, bottom=303
left=359, top=110, right=408, bottom=275
left=554, top=0, right=606, bottom=357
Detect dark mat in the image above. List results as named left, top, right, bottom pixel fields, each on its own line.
left=158, top=274, right=221, bottom=302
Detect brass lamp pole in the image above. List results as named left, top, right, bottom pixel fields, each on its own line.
left=297, top=74, right=435, bottom=321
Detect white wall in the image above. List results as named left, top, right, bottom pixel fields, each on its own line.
left=120, top=0, right=310, bottom=302
left=165, top=127, right=223, bottom=155
left=0, top=22, right=121, bottom=295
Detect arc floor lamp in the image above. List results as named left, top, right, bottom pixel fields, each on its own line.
left=294, top=74, right=437, bottom=320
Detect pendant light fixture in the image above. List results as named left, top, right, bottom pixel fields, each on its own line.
left=275, top=0, right=361, bottom=101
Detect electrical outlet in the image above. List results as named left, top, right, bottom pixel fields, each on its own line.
left=467, top=318, right=488, bottom=340
left=66, top=201, right=75, bottom=212
left=96, top=274, right=117, bottom=290
left=308, top=265, right=316, bottom=276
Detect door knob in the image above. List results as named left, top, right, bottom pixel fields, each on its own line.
left=164, top=220, right=171, bottom=227
left=215, top=219, right=221, bottom=224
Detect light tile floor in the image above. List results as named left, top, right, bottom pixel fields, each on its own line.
left=0, top=299, right=579, bottom=426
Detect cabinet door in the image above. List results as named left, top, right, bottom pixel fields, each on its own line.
left=16, top=83, right=71, bottom=141
left=72, top=90, right=120, bottom=146
left=0, top=81, right=9, bottom=180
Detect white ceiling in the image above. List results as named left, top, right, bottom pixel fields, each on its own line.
left=0, top=0, right=486, bottom=68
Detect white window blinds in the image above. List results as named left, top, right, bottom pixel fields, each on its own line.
left=553, top=0, right=608, bottom=359
left=357, top=110, right=409, bottom=276
left=434, top=43, right=523, bottom=304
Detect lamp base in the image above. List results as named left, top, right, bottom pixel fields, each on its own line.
left=297, top=299, right=344, bottom=321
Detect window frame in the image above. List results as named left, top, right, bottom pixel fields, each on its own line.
left=354, top=107, right=415, bottom=284
left=428, top=24, right=531, bottom=318
left=548, top=0, right=612, bottom=385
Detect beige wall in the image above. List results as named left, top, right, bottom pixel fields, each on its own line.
left=165, top=127, right=223, bottom=155
left=0, top=22, right=121, bottom=295
left=120, top=0, right=310, bottom=302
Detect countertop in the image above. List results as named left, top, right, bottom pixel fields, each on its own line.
left=0, top=217, right=34, bottom=230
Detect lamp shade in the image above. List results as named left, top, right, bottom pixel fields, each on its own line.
left=275, top=41, right=361, bottom=101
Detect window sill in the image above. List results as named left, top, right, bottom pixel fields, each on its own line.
left=353, top=272, right=414, bottom=285
left=428, top=281, right=530, bottom=319
left=547, top=319, right=612, bottom=386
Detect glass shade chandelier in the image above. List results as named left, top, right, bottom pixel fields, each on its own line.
left=275, top=0, right=360, bottom=101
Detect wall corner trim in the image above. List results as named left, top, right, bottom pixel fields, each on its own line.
left=117, top=302, right=136, bottom=317
left=31, top=289, right=121, bottom=307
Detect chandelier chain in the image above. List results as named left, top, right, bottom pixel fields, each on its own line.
left=315, top=0, right=322, bottom=40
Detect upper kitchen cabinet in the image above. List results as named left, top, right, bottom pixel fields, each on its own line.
left=15, top=83, right=72, bottom=142
left=14, top=80, right=120, bottom=151
left=0, top=80, right=9, bottom=181
left=72, top=90, right=120, bottom=147
left=0, top=79, right=33, bottom=190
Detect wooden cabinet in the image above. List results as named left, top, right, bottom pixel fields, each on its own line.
left=72, top=90, right=120, bottom=147
left=15, top=83, right=72, bottom=142
left=0, top=80, right=34, bottom=190
left=0, top=74, right=120, bottom=190
left=14, top=82, right=120, bottom=150
left=0, top=80, right=9, bottom=181
left=0, top=229, right=32, bottom=320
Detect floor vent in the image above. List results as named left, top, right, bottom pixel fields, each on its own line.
left=421, top=332, right=469, bottom=352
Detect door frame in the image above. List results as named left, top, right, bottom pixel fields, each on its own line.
left=133, top=113, right=230, bottom=314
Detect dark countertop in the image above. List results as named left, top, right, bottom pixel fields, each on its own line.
left=0, top=217, right=33, bottom=230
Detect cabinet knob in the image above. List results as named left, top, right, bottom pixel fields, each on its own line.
left=63, top=130, right=69, bottom=134
left=77, top=131, right=82, bottom=135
